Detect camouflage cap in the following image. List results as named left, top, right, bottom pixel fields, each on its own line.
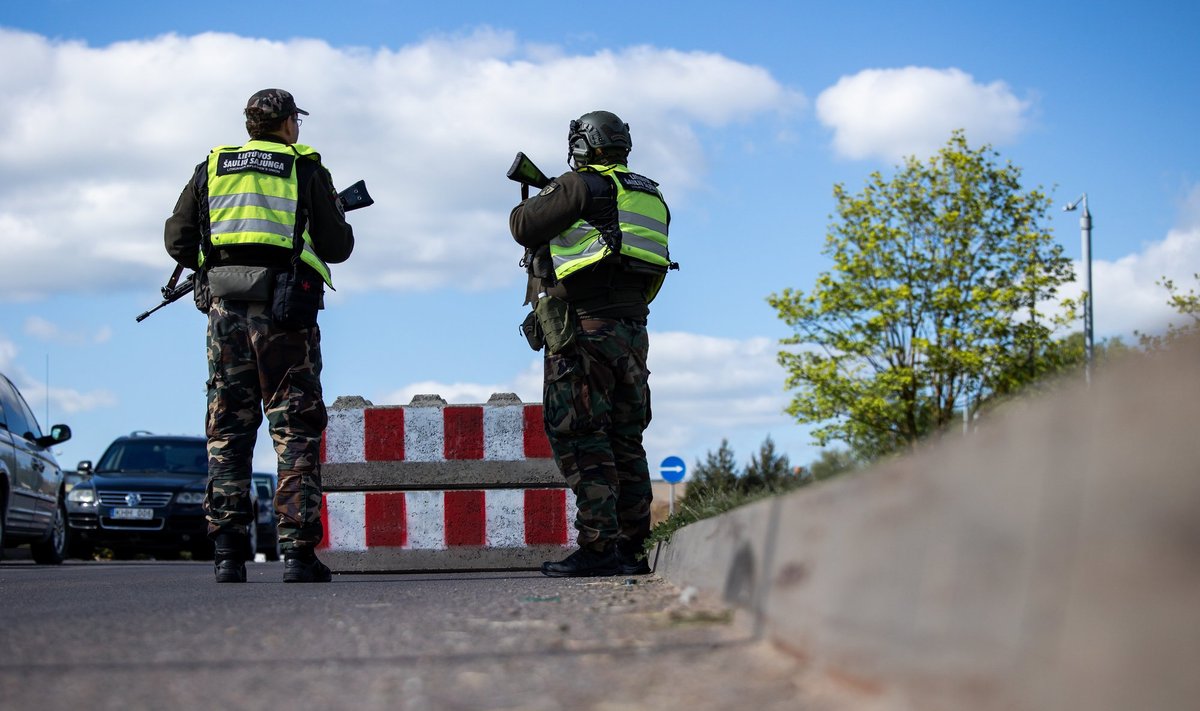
left=244, top=88, right=309, bottom=120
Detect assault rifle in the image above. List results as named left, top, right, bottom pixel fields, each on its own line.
left=508, top=150, right=625, bottom=259
left=507, top=152, right=550, bottom=200
left=506, top=153, right=558, bottom=287
left=136, top=179, right=374, bottom=322
left=135, top=265, right=195, bottom=322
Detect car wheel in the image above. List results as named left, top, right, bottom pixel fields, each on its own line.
left=64, top=511, right=93, bottom=560
left=31, top=503, right=67, bottom=565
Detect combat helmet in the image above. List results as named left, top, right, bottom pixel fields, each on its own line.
left=568, top=110, right=632, bottom=168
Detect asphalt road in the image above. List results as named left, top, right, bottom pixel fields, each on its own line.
left=0, top=557, right=833, bottom=711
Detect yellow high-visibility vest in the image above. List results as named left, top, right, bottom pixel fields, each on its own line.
left=201, top=140, right=333, bottom=286
left=549, top=164, right=671, bottom=302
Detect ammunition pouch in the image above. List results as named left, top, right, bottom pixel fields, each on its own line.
left=535, top=294, right=575, bottom=354
left=520, top=310, right=543, bottom=351
left=206, top=265, right=274, bottom=301
left=192, top=270, right=212, bottom=314
left=271, top=266, right=323, bottom=330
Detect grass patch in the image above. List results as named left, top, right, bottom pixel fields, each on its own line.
left=644, top=482, right=805, bottom=554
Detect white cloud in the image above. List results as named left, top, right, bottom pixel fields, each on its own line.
left=646, top=332, right=810, bottom=462
left=21, top=382, right=119, bottom=418
left=24, top=316, right=112, bottom=346
left=0, top=28, right=801, bottom=302
left=0, top=332, right=117, bottom=419
left=1063, top=189, right=1200, bottom=339
left=379, top=380, right=531, bottom=407
left=0, top=335, right=16, bottom=372
left=816, top=66, right=1031, bottom=162
left=371, top=330, right=814, bottom=472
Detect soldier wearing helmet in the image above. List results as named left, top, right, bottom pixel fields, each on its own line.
left=510, top=110, right=675, bottom=577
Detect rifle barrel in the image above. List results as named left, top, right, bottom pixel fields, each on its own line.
left=135, top=302, right=168, bottom=323
left=136, top=276, right=194, bottom=323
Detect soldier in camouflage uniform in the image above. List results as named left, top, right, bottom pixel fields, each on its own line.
left=509, top=111, right=673, bottom=577
left=165, top=89, right=355, bottom=583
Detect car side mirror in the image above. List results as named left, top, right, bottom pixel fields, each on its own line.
left=77, top=460, right=93, bottom=475
left=35, top=424, right=72, bottom=448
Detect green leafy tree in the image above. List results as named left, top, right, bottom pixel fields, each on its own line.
left=742, top=435, right=792, bottom=492
left=1138, top=274, right=1200, bottom=351
left=972, top=331, right=1131, bottom=419
left=768, top=132, right=1075, bottom=460
left=681, top=439, right=739, bottom=504
left=1029, top=331, right=1131, bottom=379
left=805, top=448, right=858, bottom=481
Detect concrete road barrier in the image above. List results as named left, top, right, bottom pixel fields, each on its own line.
left=318, top=393, right=574, bottom=572
left=657, top=335, right=1200, bottom=711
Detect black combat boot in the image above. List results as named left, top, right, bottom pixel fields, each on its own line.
left=541, top=544, right=620, bottom=578
left=616, top=540, right=652, bottom=575
left=283, top=549, right=333, bottom=583
left=213, top=532, right=248, bottom=583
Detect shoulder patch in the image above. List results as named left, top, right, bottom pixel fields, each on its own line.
left=614, top=171, right=660, bottom=196
left=536, top=181, right=559, bottom=197
left=214, top=149, right=295, bottom=178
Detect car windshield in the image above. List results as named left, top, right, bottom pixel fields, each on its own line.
left=96, top=439, right=207, bottom=475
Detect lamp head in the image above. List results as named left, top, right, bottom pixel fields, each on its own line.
left=1063, top=192, right=1089, bottom=212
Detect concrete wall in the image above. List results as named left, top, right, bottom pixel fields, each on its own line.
left=657, top=335, right=1200, bottom=711
left=317, top=393, right=574, bottom=571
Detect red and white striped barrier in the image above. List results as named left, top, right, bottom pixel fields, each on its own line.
left=319, top=489, right=577, bottom=551
left=316, top=396, right=575, bottom=571
left=322, top=401, right=552, bottom=463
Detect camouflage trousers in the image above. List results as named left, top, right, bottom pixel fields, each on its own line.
left=543, top=318, right=653, bottom=553
left=205, top=297, right=327, bottom=553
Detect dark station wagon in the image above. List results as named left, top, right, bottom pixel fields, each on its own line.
left=66, top=432, right=257, bottom=559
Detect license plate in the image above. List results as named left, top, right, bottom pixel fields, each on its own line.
left=110, top=507, right=154, bottom=520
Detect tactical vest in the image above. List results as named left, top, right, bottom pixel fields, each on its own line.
left=549, top=164, right=671, bottom=302
left=201, top=140, right=333, bottom=286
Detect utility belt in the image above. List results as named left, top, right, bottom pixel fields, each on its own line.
left=518, top=256, right=655, bottom=354
left=204, top=264, right=323, bottom=330
left=579, top=317, right=646, bottom=329
left=519, top=296, right=649, bottom=354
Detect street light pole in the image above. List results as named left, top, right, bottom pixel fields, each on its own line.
left=1063, top=193, right=1094, bottom=384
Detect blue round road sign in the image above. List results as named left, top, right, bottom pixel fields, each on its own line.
left=659, top=456, right=686, bottom=484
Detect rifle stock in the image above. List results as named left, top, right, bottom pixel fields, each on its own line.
left=338, top=179, right=374, bottom=211
left=507, top=152, right=550, bottom=200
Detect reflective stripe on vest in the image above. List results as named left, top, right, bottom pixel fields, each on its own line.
left=549, top=165, right=670, bottom=290
left=201, top=140, right=333, bottom=287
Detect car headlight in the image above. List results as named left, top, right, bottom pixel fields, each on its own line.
left=175, top=492, right=205, bottom=505
left=67, top=488, right=96, bottom=504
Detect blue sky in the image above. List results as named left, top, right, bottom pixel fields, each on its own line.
left=1, top=1, right=1197, bottom=478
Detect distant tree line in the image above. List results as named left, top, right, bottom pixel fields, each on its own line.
left=679, top=436, right=858, bottom=507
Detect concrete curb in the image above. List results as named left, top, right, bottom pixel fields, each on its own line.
left=655, top=335, right=1200, bottom=711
